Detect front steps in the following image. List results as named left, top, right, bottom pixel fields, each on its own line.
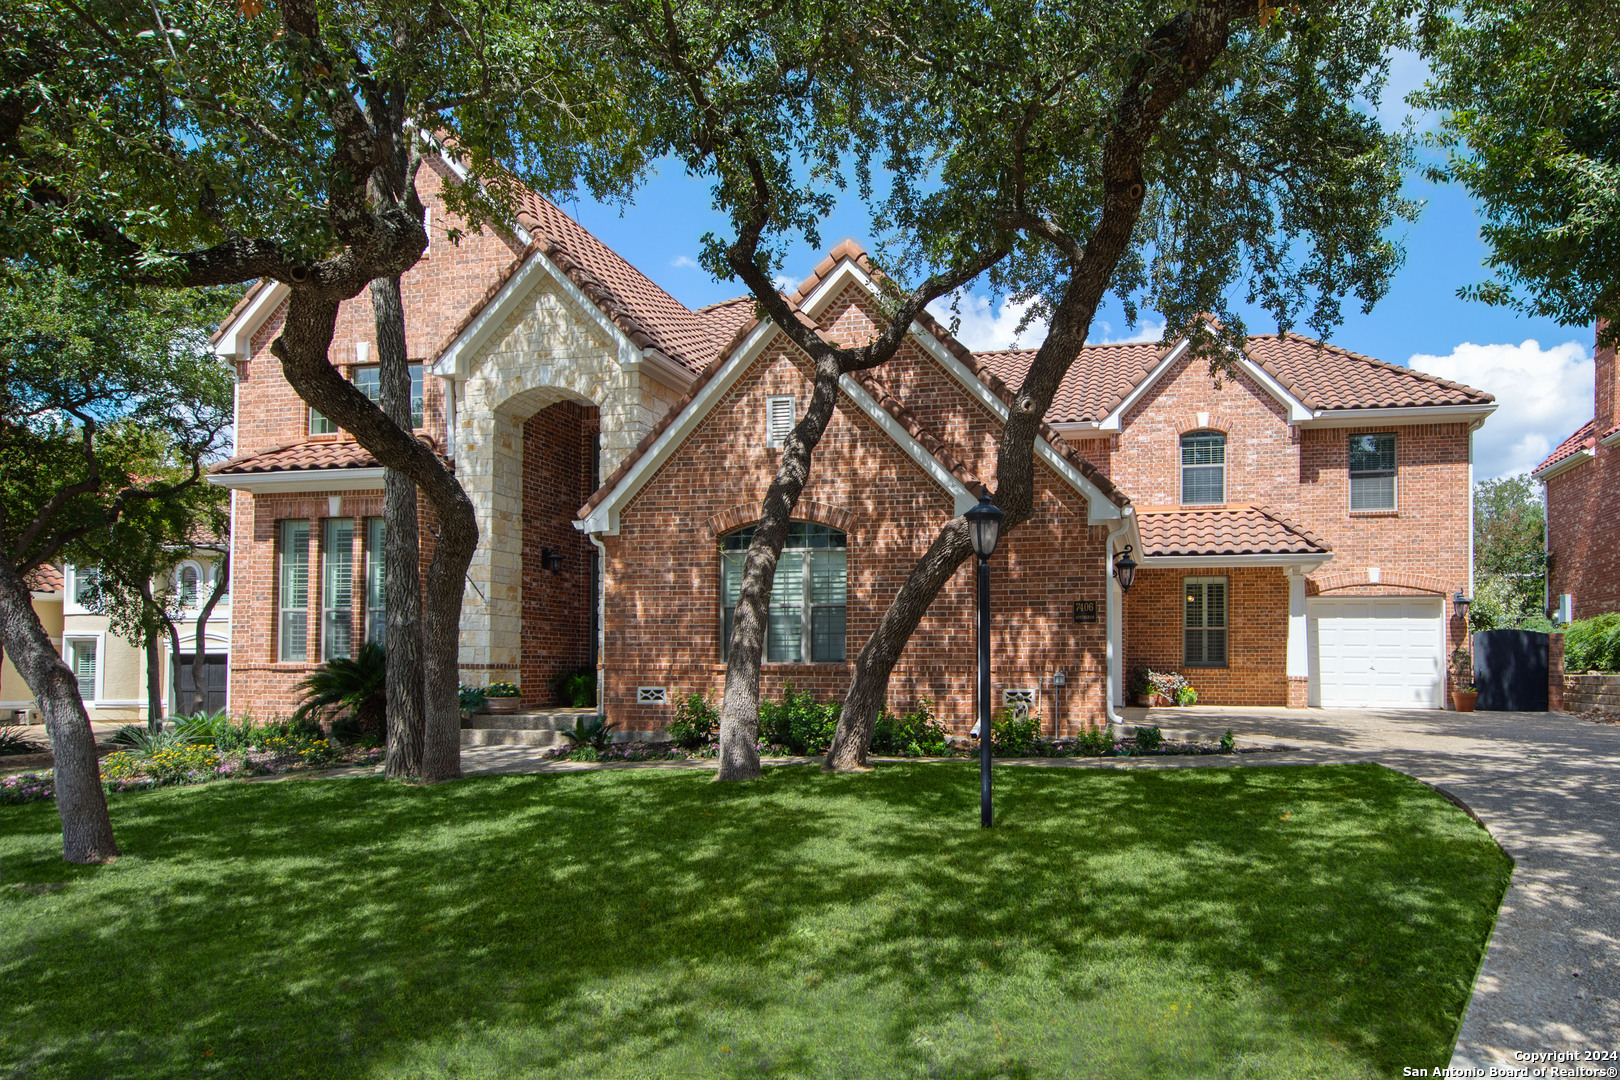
left=460, top=707, right=596, bottom=748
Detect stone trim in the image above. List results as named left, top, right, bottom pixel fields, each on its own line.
left=1174, top=411, right=1238, bottom=436
left=1308, top=569, right=1452, bottom=595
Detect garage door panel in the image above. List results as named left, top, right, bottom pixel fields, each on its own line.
left=1308, top=597, right=1444, bottom=709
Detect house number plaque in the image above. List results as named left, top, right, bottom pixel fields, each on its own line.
left=1072, top=600, right=1098, bottom=624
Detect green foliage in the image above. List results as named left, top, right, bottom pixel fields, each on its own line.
left=0, top=772, right=54, bottom=804
left=484, top=681, right=520, bottom=699
left=869, top=698, right=950, bottom=756
left=110, top=723, right=206, bottom=754
left=1469, top=476, right=1547, bottom=631
left=1133, top=726, right=1164, bottom=752
left=1073, top=725, right=1114, bottom=757
left=558, top=716, right=617, bottom=753
left=0, top=726, right=45, bottom=756
left=1128, top=667, right=1154, bottom=697
left=667, top=693, right=719, bottom=751
left=459, top=685, right=488, bottom=712
left=1419, top=2, right=1620, bottom=341
left=1564, top=613, right=1620, bottom=673
left=290, top=643, right=385, bottom=739
left=100, top=745, right=219, bottom=785
left=552, top=668, right=596, bottom=708
left=758, top=685, right=840, bottom=755
left=1220, top=729, right=1238, bottom=753
left=990, top=709, right=1042, bottom=757
left=1173, top=685, right=1198, bottom=707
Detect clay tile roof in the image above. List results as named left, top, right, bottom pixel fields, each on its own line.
left=26, top=564, right=63, bottom=593
left=980, top=332, right=1494, bottom=425
left=696, top=296, right=757, bottom=346
left=1534, top=419, right=1597, bottom=475
left=211, top=436, right=444, bottom=476
left=1137, top=504, right=1331, bottom=558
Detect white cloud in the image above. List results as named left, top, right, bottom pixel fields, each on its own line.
left=1406, top=339, right=1594, bottom=480
left=1094, top=318, right=1166, bottom=345
left=669, top=255, right=700, bottom=270
left=773, top=274, right=797, bottom=294
left=926, top=292, right=1049, bottom=351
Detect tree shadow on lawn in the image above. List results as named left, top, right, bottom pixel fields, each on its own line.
left=0, top=762, right=1509, bottom=1079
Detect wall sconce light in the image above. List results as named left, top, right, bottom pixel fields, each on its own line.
left=541, top=547, right=564, bottom=575
left=1113, top=545, right=1138, bottom=592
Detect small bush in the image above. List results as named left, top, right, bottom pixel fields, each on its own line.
left=0, top=725, right=45, bottom=756
left=458, top=685, right=487, bottom=712
left=1219, top=729, right=1237, bottom=753
left=1133, top=725, right=1164, bottom=751
left=1073, top=725, right=1113, bottom=756
left=1173, top=685, right=1198, bottom=706
left=0, top=772, right=53, bottom=804
left=1564, top=613, right=1620, bottom=673
left=102, top=745, right=220, bottom=785
left=668, top=693, right=719, bottom=750
left=330, top=713, right=384, bottom=748
left=991, top=709, right=1042, bottom=756
left=759, top=684, right=839, bottom=755
left=870, top=698, right=949, bottom=756
left=552, top=667, right=596, bottom=708
left=559, top=715, right=617, bottom=752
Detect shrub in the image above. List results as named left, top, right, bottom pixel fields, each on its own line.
left=1173, top=684, right=1198, bottom=707
left=668, top=693, right=719, bottom=750
left=552, top=667, right=596, bottom=708
left=1145, top=671, right=1192, bottom=700
left=1219, top=729, right=1237, bottom=753
left=208, top=713, right=261, bottom=753
left=758, top=684, right=839, bottom=755
left=990, top=709, right=1042, bottom=756
left=458, top=685, right=487, bottom=712
left=1073, top=725, right=1113, bottom=756
left=330, top=713, right=384, bottom=748
left=558, top=715, right=617, bottom=752
left=291, top=643, right=385, bottom=739
left=1133, top=725, right=1164, bottom=751
left=1128, top=666, right=1153, bottom=697
left=0, top=725, right=45, bottom=756
left=1564, top=613, right=1620, bottom=673
left=102, top=745, right=220, bottom=785
left=870, top=698, right=950, bottom=756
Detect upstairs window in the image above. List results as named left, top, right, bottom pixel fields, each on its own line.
left=1180, top=431, right=1226, bottom=505
left=310, top=407, right=339, bottom=436
left=354, top=363, right=425, bottom=429
left=721, top=523, right=846, bottom=663
left=1183, top=576, right=1228, bottom=668
left=177, top=563, right=201, bottom=607
left=70, top=565, right=100, bottom=607
left=1349, top=433, right=1397, bottom=511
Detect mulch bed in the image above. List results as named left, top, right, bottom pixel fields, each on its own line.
left=1575, top=706, right=1620, bottom=725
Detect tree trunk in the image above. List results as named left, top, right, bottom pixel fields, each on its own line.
left=192, top=552, right=229, bottom=716
left=715, top=361, right=843, bottom=780
left=0, top=561, right=118, bottom=862
left=145, top=630, right=164, bottom=732
left=370, top=275, right=427, bottom=778
left=271, top=290, right=474, bottom=783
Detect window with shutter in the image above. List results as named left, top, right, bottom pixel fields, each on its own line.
left=721, top=523, right=847, bottom=662
left=67, top=639, right=97, bottom=701
left=279, top=520, right=310, bottom=661
left=1349, top=432, right=1397, bottom=511
left=1183, top=576, right=1228, bottom=668
left=321, top=518, right=355, bottom=661
left=766, top=395, right=795, bottom=448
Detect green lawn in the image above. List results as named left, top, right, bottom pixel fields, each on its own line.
left=0, top=763, right=1509, bottom=1079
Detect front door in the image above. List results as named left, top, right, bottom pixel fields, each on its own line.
left=174, top=654, right=229, bottom=715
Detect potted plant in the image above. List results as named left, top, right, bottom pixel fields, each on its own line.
left=481, top=681, right=524, bottom=714
left=1128, top=667, right=1154, bottom=707
left=1449, top=648, right=1478, bottom=712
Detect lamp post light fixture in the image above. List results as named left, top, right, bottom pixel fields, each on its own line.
left=964, top=493, right=1004, bottom=828
left=1113, top=545, right=1138, bottom=593
left=1453, top=591, right=1471, bottom=624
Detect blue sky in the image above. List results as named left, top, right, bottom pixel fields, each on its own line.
left=561, top=58, right=1596, bottom=483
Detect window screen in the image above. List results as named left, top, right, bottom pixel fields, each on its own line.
left=721, top=523, right=846, bottom=662
left=1349, top=433, right=1397, bottom=511
left=1181, top=432, right=1226, bottom=505
left=1183, top=577, right=1228, bottom=668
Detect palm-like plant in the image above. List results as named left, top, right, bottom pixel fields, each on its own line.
left=559, top=715, right=616, bottom=753
left=291, top=643, right=386, bottom=739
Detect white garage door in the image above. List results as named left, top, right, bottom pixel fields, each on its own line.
left=1307, top=596, right=1445, bottom=708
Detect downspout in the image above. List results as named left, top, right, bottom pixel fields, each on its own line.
left=1104, top=521, right=1129, bottom=731
left=588, top=532, right=609, bottom=721
left=1467, top=421, right=1478, bottom=598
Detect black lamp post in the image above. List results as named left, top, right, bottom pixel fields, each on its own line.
left=965, top=493, right=1004, bottom=828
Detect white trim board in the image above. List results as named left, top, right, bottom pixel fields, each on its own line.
left=214, top=282, right=291, bottom=362
left=796, top=256, right=1127, bottom=525
left=1140, top=553, right=1331, bottom=572
left=206, top=468, right=386, bottom=494
left=1532, top=448, right=1594, bottom=481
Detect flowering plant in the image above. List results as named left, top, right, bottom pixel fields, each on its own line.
left=484, top=681, right=520, bottom=698
left=0, top=772, right=54, bottom=804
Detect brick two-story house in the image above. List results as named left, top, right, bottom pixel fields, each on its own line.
left=1534, top=327, right=1620, bottom=621
left=209, top=156, right=1493, bottom=732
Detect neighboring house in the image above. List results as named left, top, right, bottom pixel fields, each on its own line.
left=0, top=556, right=230, bottom=723
left=209, top=153, right=1495, bottom=734
left=1533, top=327, right=1619, bottom=621
left=0, top=566, right=64, bottom=724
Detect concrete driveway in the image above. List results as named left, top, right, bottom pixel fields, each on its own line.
left=1126, top=704, right=1620, bottom=1067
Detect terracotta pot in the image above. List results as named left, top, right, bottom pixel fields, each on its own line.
left=481, top=697, right=525, bottom=715
left=1146, top=693, right=1169, bottom=708
left=1453, top=690, right=1477, bottom=713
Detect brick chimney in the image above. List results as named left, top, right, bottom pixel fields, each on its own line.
left=1599, top=319, right=1618, bottom=435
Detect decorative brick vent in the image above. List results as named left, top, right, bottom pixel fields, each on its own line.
left=1002, top=689, right=1035, bottom=718
left=637, top=687, right=668, bottom=704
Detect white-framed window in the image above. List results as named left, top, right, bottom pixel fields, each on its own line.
left=720, top=523, right=847, bottom=663
left=1180, top=431, right=1226, bottom=505
left=65, top=564, right=101, bottom=613
left=63, top=636, right=101, bottom=703
left=176, top=561, right=203, bottom=608
left=766, top=395, right=795, bottom=449
left=279, top=520, right=311, bottom=662
left=364, top=517, right=385, bottom=647
left=1183, top=576, right=1228, bottom=668
left=321, top=518, right=355, bottom=661
left=1349, top=432, right=1397, bottom=511
left=310, top=406, right=339, bottom=436
left=353, top=363, right=426, bottom=429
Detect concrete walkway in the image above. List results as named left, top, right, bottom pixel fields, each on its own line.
left=460, top=707, right=1620, bottom=1064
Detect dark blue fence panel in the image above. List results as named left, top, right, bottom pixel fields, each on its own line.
left=1472, top=629, right=1548, bottom=712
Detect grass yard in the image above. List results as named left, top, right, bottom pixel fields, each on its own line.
left=0, top=762, right=1509, bottom=1079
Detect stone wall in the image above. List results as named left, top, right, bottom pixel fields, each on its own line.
left=1564, top=674, right=1620, bottom=713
